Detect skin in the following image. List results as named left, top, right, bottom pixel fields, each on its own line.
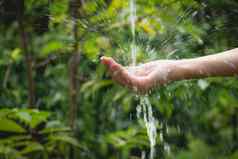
left=101, top=48, right=238, bottom=93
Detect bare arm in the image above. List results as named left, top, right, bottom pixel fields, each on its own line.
left=170, top=48, right=238, bottom=81
left=101, top=48, right=238, bottom=93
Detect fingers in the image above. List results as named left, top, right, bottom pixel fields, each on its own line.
left=101, top=56, right=132, bottom=86
left=100, top=56, right=152, bottom=94
left=101, top=57, right=121, bottom=72
left=100, top=56, right=113, bottom=67
left=100, top=56, right=125, bottom=76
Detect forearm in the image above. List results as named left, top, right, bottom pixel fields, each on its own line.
left=170, top=48, right=238, bottom=81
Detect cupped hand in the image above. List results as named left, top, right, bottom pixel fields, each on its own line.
left=100, top=56, right=175, bottom=93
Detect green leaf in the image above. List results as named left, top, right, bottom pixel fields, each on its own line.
left=83, top=39, right=100, bottom=61
left=49, top=135, right=80, bottom=148
left=0, top=119, right=26, bottom=133
left=41, top=41, right=64, bottom=56
left=8, top=109, right=50, bottom=129
left=19, top=142, right=44, bottom=155
left=0, top=145, right=26, bottom=159
left=92, top=80, right=113, bottom=92
left=40, top=127, right=71, bottom=134
left=49, top=0, right=68, bottom=19
left=0, top=135, right=31, bottom=145
left=0, top=109, right=12, bottom=118
left=10, top=48, right=22, bottom=62
left=15, top=111, right=32, bottom=123
left=30, top=110, right=50, bottom=129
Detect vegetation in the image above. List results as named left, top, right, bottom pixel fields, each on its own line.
left=0, top=0, right=238, bottom=158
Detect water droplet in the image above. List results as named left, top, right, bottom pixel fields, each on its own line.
left=141, top=151, right=146, bottom=159
left=157, top=94, right=160, bottom=100
left=160, top=132, right=163, bottom=142
left=164, top=143, right=171, bottom=156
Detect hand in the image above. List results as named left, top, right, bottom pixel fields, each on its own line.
left=100, top=56, right=175, bottom=93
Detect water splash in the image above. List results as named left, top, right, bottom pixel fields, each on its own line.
left=141, top=151, right=146, bottom=159
left=164, top=143, right=171, bottom=156
left=137, top=96, right=158, bottom=159
left=129, top=1, right=158, bottom=158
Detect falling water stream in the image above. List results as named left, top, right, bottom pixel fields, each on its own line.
left=130, top=0, right=137, bottom=66
left=137, top=96, right=158, bottom=159
left=129, top=0, right=158, bottom=159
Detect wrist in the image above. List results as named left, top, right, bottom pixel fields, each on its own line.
left=148, top=59, right=198, bottom=86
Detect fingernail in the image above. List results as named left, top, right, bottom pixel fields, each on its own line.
left=100, top=56, right=106, bottom=59
left=101, top=57, right=112, bottom=67
left=101, top=56, right=110, bottom=61
left=100, top=56, right=105, bottom=61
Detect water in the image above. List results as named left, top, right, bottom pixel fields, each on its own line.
left=141, top=151, right=146, bottom=159
left=137, top=96, right=158, bottom=159
left=129, top=1, right=158, bottom=158
left=130, top=0, right=137, bottom=66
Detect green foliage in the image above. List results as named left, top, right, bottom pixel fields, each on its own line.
left=0, top=0, right=238, bottom=159
left=0, top=109, right=80, bottom=159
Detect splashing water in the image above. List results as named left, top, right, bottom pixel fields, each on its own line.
left=137, top=96, right=158, bottom=159
left=130, top=0, right=137, bottom=66
left=141, top=151, right=146, bottom=159
left=129, top=1, right=158, bottom=159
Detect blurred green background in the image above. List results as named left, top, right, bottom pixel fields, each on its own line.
left=0, top=0, right=238, bottom=158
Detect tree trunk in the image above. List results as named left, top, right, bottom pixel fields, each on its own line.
left=68, top=0, right=82, bottom=129
left=17, top=0, right=35, bottom=108
left=69, top=55, right=80, bottom=129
